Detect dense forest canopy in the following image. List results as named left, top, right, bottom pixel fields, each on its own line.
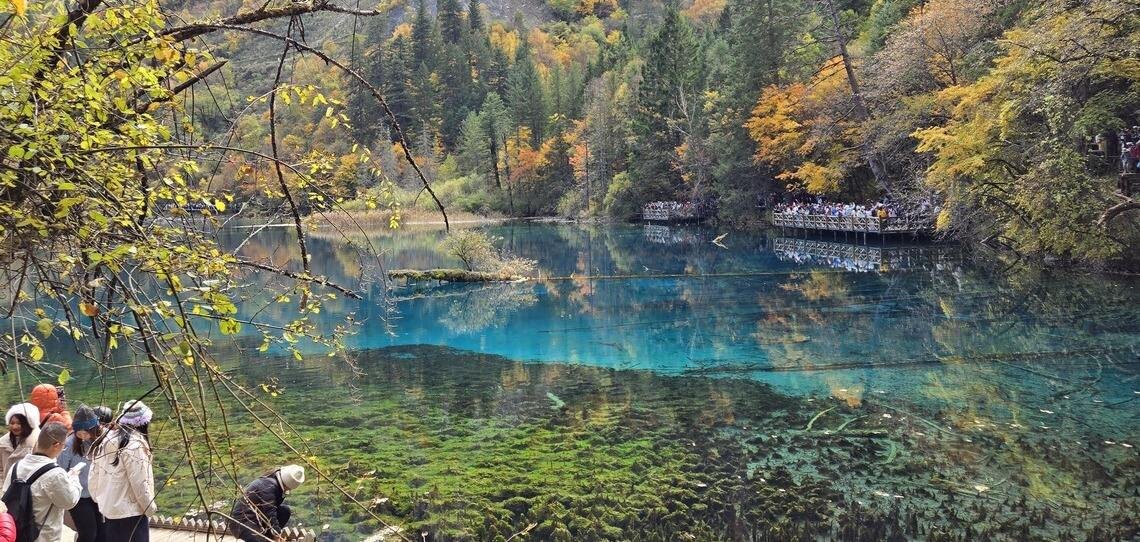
left=149, top=0, right=1140, bottom=263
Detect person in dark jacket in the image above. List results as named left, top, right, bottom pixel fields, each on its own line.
left=229, top=465, right=304, bottom=541
left=59, top=405, right=107, bottom=542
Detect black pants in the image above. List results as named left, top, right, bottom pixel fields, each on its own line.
left=105, top=515, right=149, bottom=542
left=70, top=497, right=107, bottom=542
left=232, top=504, right=292, bottom=541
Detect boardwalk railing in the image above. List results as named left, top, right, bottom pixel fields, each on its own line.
left=772, top=213, right=932, bottom=234
left=642, top=202, right=705, bottom=222
left=150, top=515, right=317, bottom=541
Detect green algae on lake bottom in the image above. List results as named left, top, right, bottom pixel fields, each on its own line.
left=149, top=345, right=1137, bottom=541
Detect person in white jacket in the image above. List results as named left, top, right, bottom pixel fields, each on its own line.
left=1, top=422, right=83, bottom=542
left=89, top=400, right=155, bottom=542
left=1, top=403, right=41, bottom=479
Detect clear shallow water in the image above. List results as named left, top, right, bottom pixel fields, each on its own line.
left=239, top=222, right=1139, bottom=409
left=15, top=222, right=1140, bottom=540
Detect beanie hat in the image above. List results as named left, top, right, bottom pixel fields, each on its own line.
left=29, top=384, right=60, bottom=414
left=5, top=403, right=41, bottom=431
left=118, top=400, right=153, bottom=427
left=93, top=406, right=113, bottom=424
left=72, top=405, right=99, bottom=432
left=276, top=465, right=305, bottom=492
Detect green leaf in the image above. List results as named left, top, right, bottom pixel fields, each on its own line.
left=57, top=369, right=71, bottom=386
left=36, top=318, right=53, bottom=337
left=219, top=319, right=241, bottom=335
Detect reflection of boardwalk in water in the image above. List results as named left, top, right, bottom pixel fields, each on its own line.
left=644, top=224, right=702, bottom=245
left=773, top=237, right=955, bottom=272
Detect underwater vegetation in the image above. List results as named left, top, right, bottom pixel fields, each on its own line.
left=151, top=345, right=1138, bottom=541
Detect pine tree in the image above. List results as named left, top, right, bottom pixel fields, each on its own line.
left=411, top=0, right=437, bottom=70
left=631, top=8, right=701, bottom=203
left=481, top=92, right=511, bottom=190
left=348, top=15, right=390, bottom=144
left=506, top=42, right=547, bottom=149
left=468, top=0, right=484, bottom=33
left=385, top=35, right=415, bottom=134
left=439, top=0, right=464, bottom=44
left=458, top=110, right=489, bottom=177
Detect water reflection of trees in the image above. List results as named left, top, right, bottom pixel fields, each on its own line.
left=440, top=284, right=539, bottom=334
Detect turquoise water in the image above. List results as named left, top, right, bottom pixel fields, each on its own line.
left=15, top=221, right=1140, bottom=539
left=242, top=222, right=1139, bottom=405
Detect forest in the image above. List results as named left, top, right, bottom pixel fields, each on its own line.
left=180, top=0, right=1140, bottom=265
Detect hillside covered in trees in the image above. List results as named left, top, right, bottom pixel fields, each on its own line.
left=176, top=0, right=1138, bottom=264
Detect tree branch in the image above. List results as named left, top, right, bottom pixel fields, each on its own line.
left=1099, top=196, right=1140, bottom=227
left=235, top=261, right=363, bottom=300
left=186, top=23, right=450, bottom=231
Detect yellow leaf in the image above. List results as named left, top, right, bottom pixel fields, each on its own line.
left=12, top=0, right=25, bottom=17
left=29, top=345, right=43, bottom=362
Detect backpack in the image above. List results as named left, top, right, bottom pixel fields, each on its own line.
left=1, top=461, right=59, bottom=542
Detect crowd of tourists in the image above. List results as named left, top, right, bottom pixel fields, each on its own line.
left=1119, top=126, right=1140, bottom=173
left=0, top=385, right=306, bottom=542
left=775, top=201, right=898, bottom=219
left=643, top=201, right=703, bottom=220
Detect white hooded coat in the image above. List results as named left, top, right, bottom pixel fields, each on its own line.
left=0, top=403, right=41, bottom=479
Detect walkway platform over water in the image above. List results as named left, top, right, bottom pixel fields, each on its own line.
left=772, top=213, right=932, bottom=235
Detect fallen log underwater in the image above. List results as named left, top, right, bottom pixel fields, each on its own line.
left=388, top=268, right=524, bottom=283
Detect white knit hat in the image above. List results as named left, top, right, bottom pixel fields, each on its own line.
left=118, top=400, right=153, bottom=427
left=5, top=403, right=41, bottom=431
left=276, top=465, right=305, bottom=491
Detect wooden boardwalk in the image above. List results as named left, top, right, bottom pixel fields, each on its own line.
left=772, top=213, right=932, bottom=235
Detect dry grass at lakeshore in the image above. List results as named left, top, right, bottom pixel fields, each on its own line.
left=314, top=208, right=506, bottom=230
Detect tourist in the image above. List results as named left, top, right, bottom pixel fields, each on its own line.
left=59, top=405, right=106, bottom=542
left=1, top=403, right=40, bottom=479
left=93, top=406, right=113, bottom=427
left=0, top=422, right=82, bottom=542
left=30, top=384, right=72, bottom=430
left=89, top=400, right=155, bottom=542
left=229, top=465, right=305, bottom=542
left=0, top=499, right=13, bottom=542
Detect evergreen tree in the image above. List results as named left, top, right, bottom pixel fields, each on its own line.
left=458, top=110, right=489, bottom=177
left=438, top=44, right=475, bottom=149
left=468, top=0, right=484, bottom=33
left=411, top=0, right=438, bottom=70
left=385, top=35, right=416, bottom=134
left=348, top=15, right=390, bottom=144
left=439, top=0, right=464, bottom=44
left=630, top=8, right=701, bottom=203
left=507, top=42, right=547, bottom=149
left=481, top=92, right=511, bottom=190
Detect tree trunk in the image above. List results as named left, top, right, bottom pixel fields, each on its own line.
left=489, top=137, right=502, bottom=189
left=822, top=0, right=888, bottom=188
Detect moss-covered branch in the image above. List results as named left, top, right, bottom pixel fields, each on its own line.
left=388, top=269, right=524, bottom=283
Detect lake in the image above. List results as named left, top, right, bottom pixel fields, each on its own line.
left=12, top=221, right=1140, bottom=540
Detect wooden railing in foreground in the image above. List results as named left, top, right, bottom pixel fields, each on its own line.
left=150, top=515, right=317, bottom=541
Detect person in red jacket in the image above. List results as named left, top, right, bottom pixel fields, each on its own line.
left=29, top=384, right=72, bottom=430
left=0, top=501, right=15, bottom=542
